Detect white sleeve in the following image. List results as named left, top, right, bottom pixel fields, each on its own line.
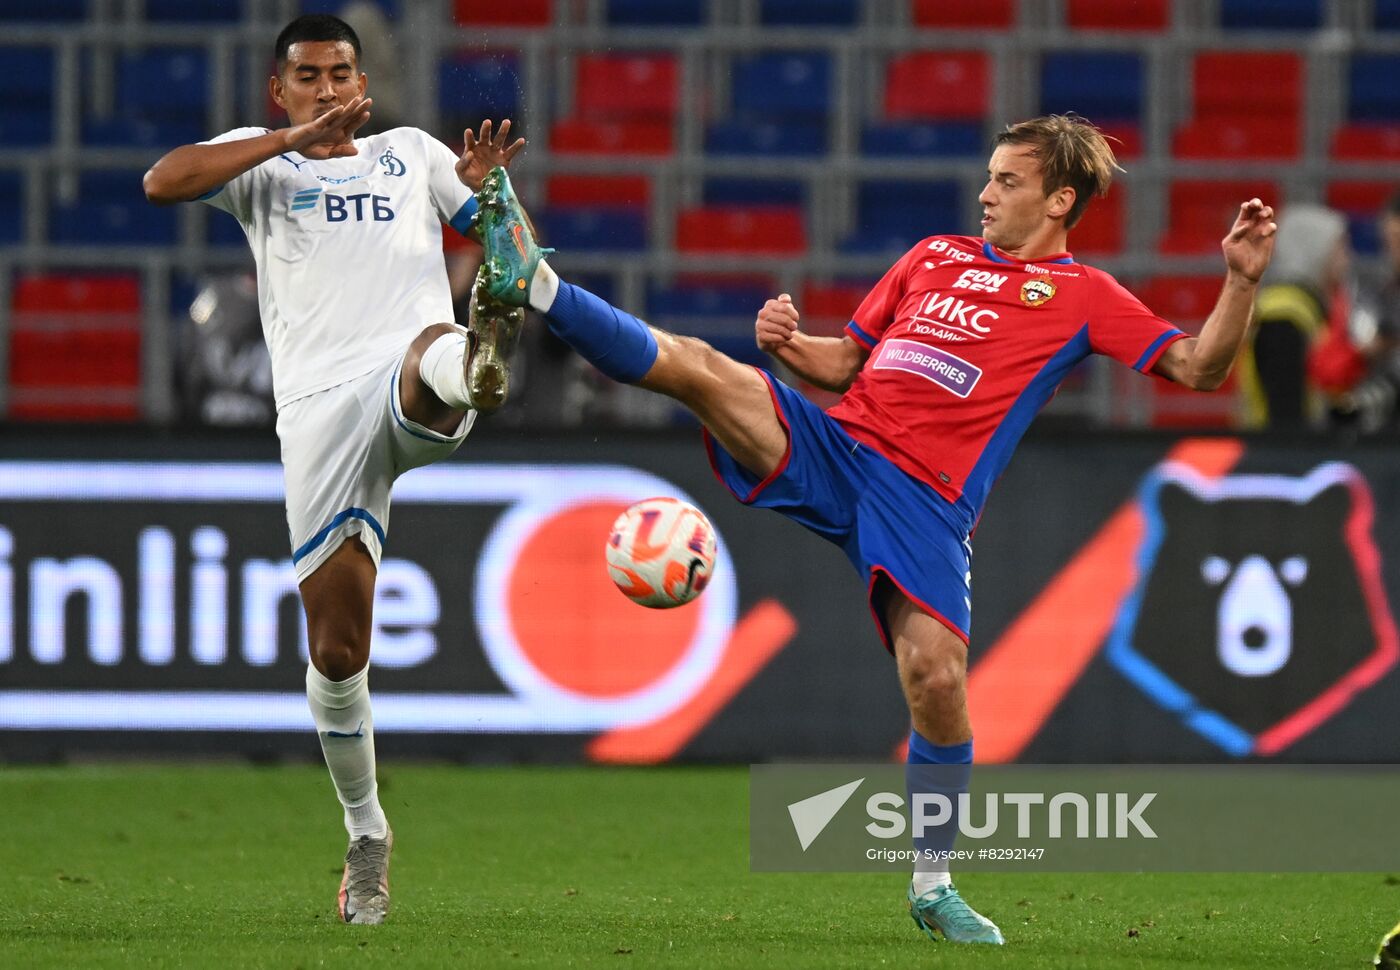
left=195, top=127, right=273, bottom=223
left=419, top=129, right=477, bottom=236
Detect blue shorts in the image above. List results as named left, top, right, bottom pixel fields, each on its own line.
left=703, top=370, right=973, bottom=650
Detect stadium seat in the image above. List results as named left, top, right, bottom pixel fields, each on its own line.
left=708, top=51, right=832, bottom=157
left=1134, top=275, right=1222, bottom=324
left=547, top=175, right=650, bottom=208
left=861, top=122, right=984, bottom=158
left=1069, top=183, right=1124, bottom=256
left=0, top=172, right=21, bottom=244
left=706, top=122, right=826, bottom=156
left=1174, top=52, right=1301, bottom=159
left=1326, top=182, right=1393, bottom=255
left=117, top=49, right=209, bottom=115
left=83, top=118, right=204, bottom=149
left=911, top=0, right=1014, bottom=27
left=1379, top=0, right=1400, bottom=29
left=1174, top=119, right=1300, bottom=159
left=759, top=0, right=860, bottom=26
left=1331, top=123, right=1400, bottom=159
left=1065, top=0, right=1169, bottom=30
left=1040, top=52, right=1142, bottom=124
left=840, top=180, right=960, bottom=254
left=702, top=178, right=805, bottom=207
left=884, top=52, right=989, bottom=121
left=50, top=172, right=179, bottom=247
left=606, top=0, right=704, bottom=26
left=1349, top=56, right=1400, bottom=122
left=453, top=0, right=551, bottom=26
left=1133, top=274, right=1239, bottom=428
left=303, top=0, right=395, bottom=14
left=674, top=207, right=806, bottom=255
left=1097, top=123, right=1142, bottom=159
left=0, top=48, right=54, bottom=146
left=551, top=119, right=673, bottom=155
left=146, top=0, right=243, bottom=21
left=647, top=277, right=774, bottom=365
left=439, top=51, right=521, bottom=124
left=1159, top=180, right=1282, bottom=254
left=8, top=273, right=143, bottom=422
left=574, top=54, right=677, bottom=123
left=801, top=281, right=874, bottom=336
left=540, top=175, right=650, bottom=252
left=1220, top=0, right=1321, bottom=30
left=0, top=0, right=85, bottom=20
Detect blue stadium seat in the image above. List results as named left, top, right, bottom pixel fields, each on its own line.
left=861, top=122, right=983, bottom=158
left=702, top=178, right=805, bottom=206
left=0, top=171, right=22, bottom=244
left=146, top=0, right=244, bottom=21
left=1040, top=52, right=1142, bottom=122
left=606, top=0, right=704, bottom=25
left=50, top=172, right=178, bottom=246
left=1378, top=0, right=1400, bottom=29
left=841, top=180, right=961, bottom=254
left=0, top=0, right=86, bottom=20
left=302, top=0, right=397, bottom=15
left=206, top=209, right=248, bottom=248
left=0, top=49, right=54, bottom=145
left=117, top=49, right=209, bottom=114
left=439, top=52, right=520, bottom=121
left=759, top=0, right=860, bottom=26
left=537, top=209, right=647, bottom=251
left=705, top=121, right=826, bottom=156
left=1350, top=56, right=1400, bottom=121
left=1220, top=0, right=1321, bottom=29
left=733, top=52, right=832, bottom=118
left=0, top=110, right=52, bottom=146
left=647, top=280, right=773, bottom=366
left=83, top=118, right=204, bottom=149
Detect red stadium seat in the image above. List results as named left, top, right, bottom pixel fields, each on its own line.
left=574, top=54, right=678, bottom=123
left=1191, top=52, right=1301, bottom=120
left=9, top=273, right=142, bottom=421
left=1134, top=275, right=1222, bottom=323
left=884, top=52, right=989, bottom=122
left=550, top=120, right=673, bottom=156
left=1070, top=182, right=1124, bottom=256
left=1098, top=123, right=1142, bottom=159
left=912, top=0, right=1014, bottom=27
left=546, top=175, right=650, bottom=208
left=1159, top=180, right=1282, bottom=253
left=1326, top=181, right=1393, bottom=215
left=1331, top=123, right=1400, bottom=159
left=1066, top=0, right=1170, bottom=30
left=1173, top=119, right=1300, bottom=159
left=1131, top=273, right=1241, bottom=428
left=675, top=206, right=806, bottom=254
left=453, top=0, right=552, bottom=26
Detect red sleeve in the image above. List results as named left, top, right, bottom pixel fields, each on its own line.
left=844, top=241, right=924, bottom=350
left=1086, top=267, right=1189, bottom=374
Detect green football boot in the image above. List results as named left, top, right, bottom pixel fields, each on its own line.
left=907, top=883, right=1005, bottom=945
left=464, top=265, right=525, bottom=413
left=473, top=166, right=552, bottom=308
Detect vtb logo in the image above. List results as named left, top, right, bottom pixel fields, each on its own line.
left=1107, top=461, right=1399, bottom=756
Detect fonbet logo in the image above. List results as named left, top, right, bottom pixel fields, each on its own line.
left=951, top=269, right=1007, bottom=294
left=0, top=462, right=796, bottom=746
left=786, top=778, right=1156, bottom=852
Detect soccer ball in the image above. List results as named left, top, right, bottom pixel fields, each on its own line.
left=606, top=497, right=717, bottom=608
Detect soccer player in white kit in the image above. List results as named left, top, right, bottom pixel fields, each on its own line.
left=142, top=14, right=525, bottom=924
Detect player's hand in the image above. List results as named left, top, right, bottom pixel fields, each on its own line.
left=283, top=96, right=373, bottom=159
left=1222, top=198, right=1277, bottom=284
left=456, top=119, right=527, bottom=191
left=756, top=293, right=800, bottom=353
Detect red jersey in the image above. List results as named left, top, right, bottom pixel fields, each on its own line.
left=827, top=235, right=1187, bottom=522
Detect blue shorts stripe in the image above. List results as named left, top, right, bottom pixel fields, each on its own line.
left=292, top=506, right=386, bottom=565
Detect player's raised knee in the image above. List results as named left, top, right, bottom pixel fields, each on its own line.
left=310, top=637, right=367, bottom=682
left=908, top=654, right=968, bottom=706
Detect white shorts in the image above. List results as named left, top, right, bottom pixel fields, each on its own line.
left=278, top=352, right=474, bottom=582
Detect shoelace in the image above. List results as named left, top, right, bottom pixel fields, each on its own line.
left=345, top=837, right=389, bottom=900
left=923, top=889, right=987, bottom=934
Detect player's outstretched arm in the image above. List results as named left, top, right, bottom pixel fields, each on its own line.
left=143, top=96, right=372, bottom=204
left=454, top=119, right=526, bottom=193
left=757, top=294, right=869, bottom=393
left=1153, top=198, right=1277, bottom=391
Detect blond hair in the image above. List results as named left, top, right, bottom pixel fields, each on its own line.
left=993, top=114, right=1122, bottom=229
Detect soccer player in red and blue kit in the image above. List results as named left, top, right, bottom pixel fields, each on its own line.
left=470, top=114, right=1277, bottom=944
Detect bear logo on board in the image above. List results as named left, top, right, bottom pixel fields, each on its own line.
left=1106, top=461, right=1398, bottom=757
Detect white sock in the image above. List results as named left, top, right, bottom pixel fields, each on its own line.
left=306, top=663, right=389, bottom=840
left=528, top=260, right=560, bottom=313
left=912, top=870, right=954, bottom=896
left=417, top=330, right=473, bottom=410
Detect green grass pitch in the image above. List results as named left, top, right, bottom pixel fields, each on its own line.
left=2, top=763, right=1394, bottom=968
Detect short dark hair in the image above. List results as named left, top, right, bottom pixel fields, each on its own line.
left=274, top=15, right=362, bottom=71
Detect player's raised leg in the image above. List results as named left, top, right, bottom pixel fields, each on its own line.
left=881, top=581, right=1003, bottom=945
left=300, top=540, right=393, bottom=925
left=473, top=167, right=787, bottom=476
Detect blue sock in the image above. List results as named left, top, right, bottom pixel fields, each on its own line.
left=906, top=730, right=973, bottom=887
left=543, top=281, right=658, bottom=384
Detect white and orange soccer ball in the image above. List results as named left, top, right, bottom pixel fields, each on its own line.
left=605, top=497, right=717, bottom=608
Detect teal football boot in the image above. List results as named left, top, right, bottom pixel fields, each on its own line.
left=473, top=166, right=552, bottom=308
left=907, top=883, right=1005, bottom=945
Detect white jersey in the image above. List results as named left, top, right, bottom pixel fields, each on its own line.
left=200, top=126, right=475, bottom=408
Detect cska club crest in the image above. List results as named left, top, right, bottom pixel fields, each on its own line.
left=1020, top=278, right=1056, bottom=307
